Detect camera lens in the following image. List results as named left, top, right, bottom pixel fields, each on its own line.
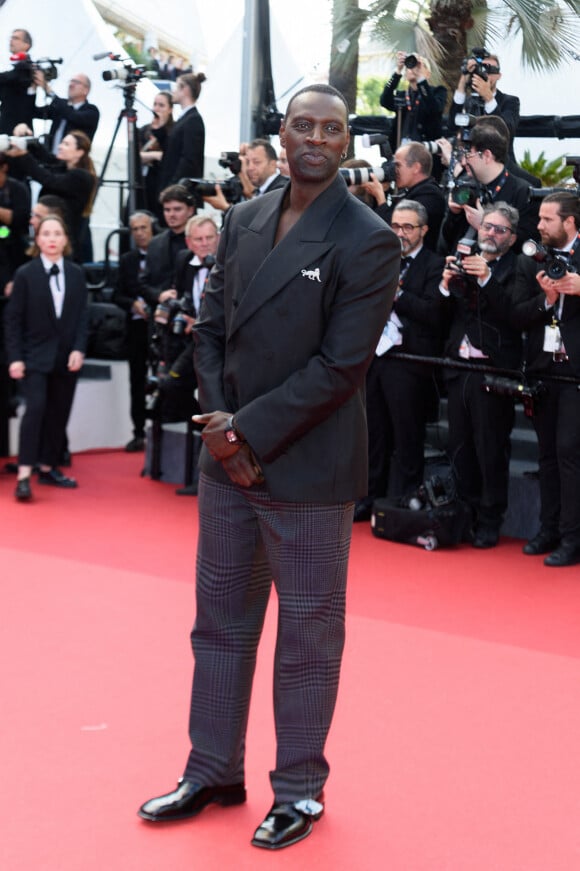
left=404, top=54, right=418, bottom=69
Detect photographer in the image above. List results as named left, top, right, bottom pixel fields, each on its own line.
left=242, top=138, right=288, bottom=197
left=511, top=192, right=580, bottom=567
left=0, top=29, right=35, bottom=135
left=6, top=128, right=96, bottom=262
left=438, top=121, right=538, bottom=255
left=355, top=199, right=445, bottom=519
left=141, top=184, right=195, bottom=301
left=152, top=215, right=219, bottom=425
left=451, top=50, right=519, bottom=162
left=380, top=52, right=447, bottom=151
left=0, top=152, right=30, bottom=293
left=440, top=202, right=523, bottom=548
left=33, top=71, right=100, bottom=152
left=363, top=142, right=445, bottom=251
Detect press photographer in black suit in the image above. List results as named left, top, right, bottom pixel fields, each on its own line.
left=362, top=142, right=445, bottom=252
left=356, top=199, right=445, bottom=519
left=438, top=121, right=537, bottom=256
left=0, top=29, right=35, bottom=134
left=33, top=71, right=100, bottom=152
left=440, top=202, right=522, bottom=548
left=112, top=211, right=155, bottom=453
left=380, top=52, right=446, bottom=150
left=141, top=184, right=195, bottom=302
left=159, top=73, right=205, bottom=191
left=511, top=192, right=580, bottom=567
left=450, top=50, right=519, bottom=163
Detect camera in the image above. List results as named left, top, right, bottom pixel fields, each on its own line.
left=447, top=237, right=477, bottom=298
left=219, top=151, right=242, bottom=175
left=404, top=54, right=418, bottom=69
left=529, top=156, right=580, bottom=200
left=521, top=239, right=577, bottom=280
left=339, top=162, right=396, bottom=187
left=102, top=64, right=149, bottom=84
left=451, top=176, right=482, bottom=207
left=482, top=375, right=546, bottom=417
left=0, top=134, right=39, bottom=152
left=407, top=475, right=456, bottom=510
left=33, top=57, right=63, bottom=82
left=180, top=174, right=244, bottom=206
left=460, top=48, right=499, bottom=83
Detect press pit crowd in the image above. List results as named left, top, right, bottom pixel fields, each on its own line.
left=1, top=31, right=580, bottom=566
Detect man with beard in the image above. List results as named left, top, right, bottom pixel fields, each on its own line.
left=512, top=192, right=580, bottom=566
left=137, top=84, right=399, bottom=850
left=242, top=138, right=288, bottom=198
left=440, top=202, right=522, bottom=547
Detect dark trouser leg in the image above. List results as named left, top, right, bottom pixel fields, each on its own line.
left=383, top=360, right=432, bottom=502
left=126, top=319, right=149, bottom=438
left=446, top=372, right=481, bottom=517
left=554, top=382, right=580, bottom=544
left=38, top=370, right=78, bottom=468
left=365, top=357, right=392, bottom=502
left=18, top=372, right=49, bottom=467
left=532, top=384, right=561, bottom=535
left=260, top=499, right=352, bottom=802
left=183, top=475, right=272, bottom=786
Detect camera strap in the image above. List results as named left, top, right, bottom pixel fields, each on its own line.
left=487, top=169, right=509, bottom=201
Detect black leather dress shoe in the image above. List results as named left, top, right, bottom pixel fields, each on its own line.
left=544, top=542, right=580, bottom=568
left=472, top=526, right=499, bottom=549
left=353, top=500, right=372, bottom=523
left=125, top=437, right=145, bottom=453
left=138, top=779, right=246, bottom=822
left=37, top=468, right=78, bottom=488
left=15, top=477, right=32, bottom=502
left=251, top=797, right=324, bottom=850
left=523, top=529, right=560, bottom=556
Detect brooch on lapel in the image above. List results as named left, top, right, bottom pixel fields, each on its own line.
left=301, top=267, right=321, bottom=283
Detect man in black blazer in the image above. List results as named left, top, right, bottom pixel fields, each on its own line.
left=240, top=138, right=289, bottom=198
left=33, top=71, right=100, bottom=152
left=380, top=52, right=446, bottom=151
left=357, top=199, right=445, bottom=518
left=141, top=185, right=195, bottom=303
left=450, top=51, right=520, bottom=163
left=440, top=202, right=523, bottom=547
left=159, top=73, right=205, bottom=190
left=438, top=121, right=538, bottom=255
left=112, top=211, right=155, bottom=452
left=0, top=29, right=35, bottom=134
left=511, top=193, right=580, bottom=567
left=138, top=84, right=400, bottom=850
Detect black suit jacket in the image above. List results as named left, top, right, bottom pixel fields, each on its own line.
left=34, top=97, right=100, bottom=147
left=451, top=89, right=520, bottom=162
left=390, top=247, right=446, bottom=357
left=377, top=176, right=446, bottom=252
left=159, top=106, right=204, bottom=189
left=142, top=230, right=187, bottom=302
left=511, top=248, right=580, bottom=377
left=193, top=173, right=400, bottom=502
left=380, top=74, right=447, bottom=147
left=112, top=249, right=146, bottom=313
left=0, top=60, right=35, bottom=133
left=443, top=248, right=523, bottom=369
left=4, top=258, right=88, bottom=372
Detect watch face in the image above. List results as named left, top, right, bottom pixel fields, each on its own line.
left=225, top=428, right=238, bottom=444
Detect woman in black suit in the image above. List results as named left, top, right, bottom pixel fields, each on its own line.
left=8, top=129, right=96, bottom=261
left=4, top=215, right=88, bottom=501
left=139, top=91, right=174, bottom=219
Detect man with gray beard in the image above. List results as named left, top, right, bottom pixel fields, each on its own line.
left=440, top=202, right=523, bottom=548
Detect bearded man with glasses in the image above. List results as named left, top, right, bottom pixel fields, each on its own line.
left=439, top=202, right=523, bottom=548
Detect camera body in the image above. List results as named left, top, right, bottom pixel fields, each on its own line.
left=451, top=176, right=482, bottom=208
left=460, top=48, right=499, bottom=84
left=180, top=175, right=244, bottom=206
left=522, top=239, right=577, bottom=280
left=102, top=64, right=148, bottom=84
left=404, top=54, right=418, bottom=69
left=447, top=237, right=478, bottom=298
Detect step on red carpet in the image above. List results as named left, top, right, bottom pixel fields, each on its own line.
left=1, top=450, right=580, bottom=870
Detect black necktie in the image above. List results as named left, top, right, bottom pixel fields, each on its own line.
left=48, top=263, right=61, bottom=292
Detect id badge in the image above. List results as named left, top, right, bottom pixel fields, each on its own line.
left=543, top=324, right=562, bottom=353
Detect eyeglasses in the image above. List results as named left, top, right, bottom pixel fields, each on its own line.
left=459, top=150, right=483, bottom=161
left=481, top=221, right=512, bottom=236
left=391, top=222, right=423, bottom=233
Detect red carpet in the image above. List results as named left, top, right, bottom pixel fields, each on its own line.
left=1, top=450, right=580, bottom=870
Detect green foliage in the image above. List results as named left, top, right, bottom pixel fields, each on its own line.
left=356, top=76, right=387, bottom=115
left=519, top=149, right=575, bottom=186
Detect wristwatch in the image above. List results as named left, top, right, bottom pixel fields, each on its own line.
left=224, top=415, right=245, bottom=445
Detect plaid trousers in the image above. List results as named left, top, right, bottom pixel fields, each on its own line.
left=183, top=472, right=354, bottom=802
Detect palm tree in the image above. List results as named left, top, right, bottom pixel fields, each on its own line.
left=330, top=0, right=580, bottom=109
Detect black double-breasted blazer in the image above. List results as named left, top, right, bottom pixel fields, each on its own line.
left=193, top=174, right=401, bottom=503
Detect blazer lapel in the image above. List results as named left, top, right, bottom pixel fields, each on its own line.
left=229, top=175, right=349, bottom=337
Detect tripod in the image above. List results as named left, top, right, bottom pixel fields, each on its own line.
left=96, top=81, right=145, bottom=220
